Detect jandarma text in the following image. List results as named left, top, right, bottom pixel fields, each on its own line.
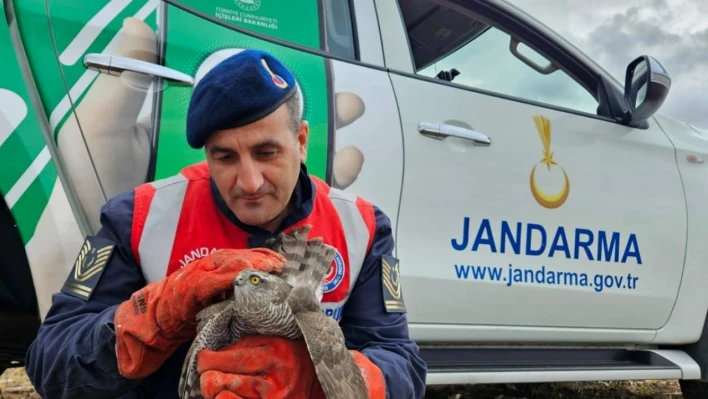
left=454, top=263, right=639, bottom=292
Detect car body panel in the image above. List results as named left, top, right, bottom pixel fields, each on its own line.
left=390, top=71, right=686, bottom=333
left=651, top=113, right=708, bottom=344
left=375, top=0, right=688, bottom=341
left=1, top=0, right=85, bottom=319
left=46, top=0, right=158, bottom=233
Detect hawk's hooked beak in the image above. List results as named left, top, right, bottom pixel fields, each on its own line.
left=234, top=275, right=244, bottom=287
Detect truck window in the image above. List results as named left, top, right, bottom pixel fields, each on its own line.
left=173, top=0, right=357, bottom=60
left=395, top=0, right=600, bottom=116
left=322, top=0, right=356, bottom=59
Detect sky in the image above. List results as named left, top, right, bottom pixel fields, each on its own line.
left=505, top=0, right=708, bottom=129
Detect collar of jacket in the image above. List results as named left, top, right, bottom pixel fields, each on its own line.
left=209, top=162, right=316, bottom=248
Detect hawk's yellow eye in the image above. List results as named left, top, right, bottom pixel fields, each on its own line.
left=250, top=276, right=261, bottom=285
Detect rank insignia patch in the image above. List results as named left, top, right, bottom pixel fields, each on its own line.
left=61, top=236, right=115, bottom=301
left=381, top=255, right=406, bottom=313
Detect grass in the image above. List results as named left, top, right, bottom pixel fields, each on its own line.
left=424, top=380, right=684, bottom=398
left=0, top=366, right=686, bottom=398
left=0, top=368, right=39, bottom=399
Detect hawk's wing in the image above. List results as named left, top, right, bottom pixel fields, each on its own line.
left=195, top=300, right=231, bottom=334
left=293, top=308, right=370, bottom=399
left=277, top=224, right=367, bottom=397
left=178, top=302, right=237, bottom=399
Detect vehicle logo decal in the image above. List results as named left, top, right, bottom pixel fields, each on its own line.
left=235, top=0, right=262, bottom=12
left=529, top=115, right=570, bottom=209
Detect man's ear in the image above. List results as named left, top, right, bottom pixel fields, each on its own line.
left=297, top=121, right=309, bottom=162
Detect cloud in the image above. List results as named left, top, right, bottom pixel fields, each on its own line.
left=583, top=3, right=708, bottom=77
left=507, top=0, right=708, bottom=128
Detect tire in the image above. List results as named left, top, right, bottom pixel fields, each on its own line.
left=0, top=195, right=41, bottom=370
left=681, top=380, right=708, bottom=399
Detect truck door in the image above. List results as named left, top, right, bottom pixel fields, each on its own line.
left=44, top=0, right=160, bottom=233
left=377, top=0, right=687, bottom=338
left=45, top=0, right=403, bottom=235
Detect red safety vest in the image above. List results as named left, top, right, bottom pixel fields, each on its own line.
left=129, top=161, right=377, bottom=320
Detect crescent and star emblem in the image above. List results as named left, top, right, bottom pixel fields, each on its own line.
left=73, top=240, right=113, bottom=282
left=529, top=115, right=570, bottom=209
left=381, top=256, right=406, bottom=313
left=382, top=257, right=401, bottom=300
left=260, top=58, right=288, bottom=89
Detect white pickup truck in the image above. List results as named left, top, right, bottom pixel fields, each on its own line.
left=2, top=0, right=708, bottom=397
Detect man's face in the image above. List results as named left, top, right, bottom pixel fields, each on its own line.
left=204, top=102, right=308, bottom=232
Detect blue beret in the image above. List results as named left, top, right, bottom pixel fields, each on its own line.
left=186, top=49, right=297, bottom=149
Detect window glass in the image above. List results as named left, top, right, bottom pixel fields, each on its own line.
left=322, top=0, right=356, bottom=59
left=173, top=0, right=357, bottom=60
left=397, top=0, right=600, bottom=115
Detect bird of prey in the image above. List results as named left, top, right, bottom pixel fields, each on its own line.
left=178, top=225, right=369, bottom=399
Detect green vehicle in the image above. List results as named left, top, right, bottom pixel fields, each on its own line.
left=4, top=0, right=708, bottom=397
left=0, top=0, right=359, bottom=373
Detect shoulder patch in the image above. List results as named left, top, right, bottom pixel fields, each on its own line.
left=61, top=235, right=115, bottom=301
left=381, top=255, right=406, bottom=313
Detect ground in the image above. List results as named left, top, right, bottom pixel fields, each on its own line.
left=0, top=366, right=685, bottom=398
left=424, top=380, right=683, bottom=398
left=0, top=368, right=39, bottom=399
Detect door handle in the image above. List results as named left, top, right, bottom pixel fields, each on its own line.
left=83, top=54, right=194, bottom=86
left=418, top=122, right=491, bottom=146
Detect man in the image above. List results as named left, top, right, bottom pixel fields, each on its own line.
left=24, top=49, right=427, bottom=398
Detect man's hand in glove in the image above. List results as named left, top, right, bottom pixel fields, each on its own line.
left=196, top=335, right=387, bottom=399
left=114, top=248, right=286, bottom=379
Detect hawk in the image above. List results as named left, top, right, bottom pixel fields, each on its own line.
left=178, top=225, right=369, bottom=399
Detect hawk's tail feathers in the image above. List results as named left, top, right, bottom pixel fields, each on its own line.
left=266, top=225, right=312, bottom=280
left=267, top=224, right=337, bottom=291
left=293, top=237, right=337, bottom=292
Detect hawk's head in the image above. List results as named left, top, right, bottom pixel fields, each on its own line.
left=233, top=269, right=290, bottom=306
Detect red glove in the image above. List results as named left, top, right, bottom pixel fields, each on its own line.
left=196, top=335, right=387, bottom=399
left=196, top=335, right=321, bottom=399
left=114, top=248, right=285, bottom=379
left=348, top=350, right=387, bottom=399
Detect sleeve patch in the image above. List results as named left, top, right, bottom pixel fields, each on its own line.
left=381, top=255, right=406, bottom=313
left=61, top=235, right=115, bottom=301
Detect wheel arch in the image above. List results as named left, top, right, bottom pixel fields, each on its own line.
left=0, top=194, right=41, bottom=371
left=672, top=309, right=708, bottom=380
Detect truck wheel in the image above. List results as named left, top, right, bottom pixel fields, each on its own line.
left=681, top=380, right=708, bottom=399
left=0, top=195, right=41, bottom=371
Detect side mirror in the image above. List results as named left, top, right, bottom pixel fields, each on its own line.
left=623, top=55, right=671, bottom=127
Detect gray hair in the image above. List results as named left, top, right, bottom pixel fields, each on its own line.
left=285, top=83, right=303, bottom=134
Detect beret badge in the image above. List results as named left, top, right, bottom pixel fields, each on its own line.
left=261, top=58, right=289, bottom=89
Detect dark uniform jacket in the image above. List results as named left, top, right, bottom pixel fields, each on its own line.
left=24, top=164, right=427, bottom=399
